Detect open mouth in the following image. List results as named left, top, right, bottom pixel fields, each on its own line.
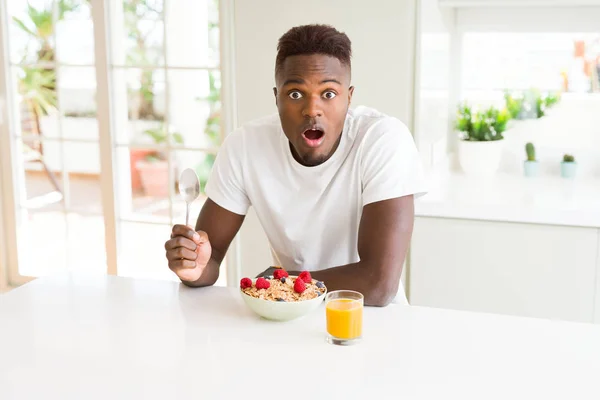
left=301, top=128, right=325, bottom=148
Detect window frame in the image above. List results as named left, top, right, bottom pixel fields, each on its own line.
left=439, top=4, right=600, bottom=161
left=0, top=0, right=240, bottom=287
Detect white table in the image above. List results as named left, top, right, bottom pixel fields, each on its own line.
left=1, top=273, right=599, bottom=399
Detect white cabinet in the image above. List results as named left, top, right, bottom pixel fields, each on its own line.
left=409, top=217, right=599, bottom=323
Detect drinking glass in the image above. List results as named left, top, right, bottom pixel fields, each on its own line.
left=325, top=290, right=363, bottom=345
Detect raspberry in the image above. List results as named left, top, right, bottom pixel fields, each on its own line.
left=255, top=277, right=270, bottom=290
left=294, top=277, right=306, bottom=293
left=298, top=271, right=312, bottom=284
left=273, top=269, right=289, bottom=279
left=240, top=277, right=252, bottom=289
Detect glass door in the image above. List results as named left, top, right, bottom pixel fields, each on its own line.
left=1, top=0, right=106, bottom=285
left=105, top=0, right=226, bottom=284
left=0, top=0, right=228, bottom=287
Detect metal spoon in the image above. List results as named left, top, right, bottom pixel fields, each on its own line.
left=178, top=168, right=200, bottom=227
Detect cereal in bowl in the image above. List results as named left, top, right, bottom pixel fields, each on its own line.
left=240, top=270, right=326, bottom=302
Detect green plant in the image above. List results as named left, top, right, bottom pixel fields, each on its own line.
left=543, top=91, right=561, bottom=109
left=455, top=104, right=510, bottom=142
left=563, top=154, right=575, bottom=163
left=504, top=91, right=524, bottom=119
left=13, top=0, right=80, bottom=64
left=525, top=142, right=536, bottom=162
left=18, top=66, right=57, bottom=117
left=141, top=125, right=183, bottom=162
left=123, top=0, right=163, bottom=120
left=12, top=1, right=78, bottom=135
left=490, top=107, right=510, bottom=135
left=531, top=88, right=562, bottom=118
left=504, top=89, right=561, bottom=120
left=534, top=90, right=546, bottom=118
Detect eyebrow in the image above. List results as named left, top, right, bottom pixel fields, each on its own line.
left=282, top=78, right=342, bottom=86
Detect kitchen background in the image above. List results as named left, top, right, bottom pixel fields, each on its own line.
left=1, top=0, right=599, bottom=325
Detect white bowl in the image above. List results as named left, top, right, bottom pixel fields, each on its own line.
left=240, top=277, right=326, bottom=321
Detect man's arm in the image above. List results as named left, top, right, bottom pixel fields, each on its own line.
left=180, top=198, right=245, bottom=287
left=290, top=195, right=415, bottom=307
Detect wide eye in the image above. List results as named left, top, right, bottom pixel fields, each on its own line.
left=323, top=91, right=336, bottom=100
left=289, top=91, right=303, bottom=100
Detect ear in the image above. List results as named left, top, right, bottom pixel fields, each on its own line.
left=273, top=87, right=278, bottom=106
left=348, top=86, right=355, bottom=104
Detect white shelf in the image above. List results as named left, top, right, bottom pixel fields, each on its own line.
left=415, top=169, right=600, bottom=228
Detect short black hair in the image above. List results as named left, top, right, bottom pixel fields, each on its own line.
left=275, top=24, right=352, bottom=75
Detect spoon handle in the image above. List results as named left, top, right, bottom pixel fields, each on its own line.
left=185, top=203, right=190, bottom=227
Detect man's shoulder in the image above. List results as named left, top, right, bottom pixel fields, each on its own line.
left=349, top=106, right=411, bottom=144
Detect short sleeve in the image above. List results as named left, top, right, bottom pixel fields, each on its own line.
left=360, top=118, right=428, bottom=207
left=204, top=130, right=251, bottom=215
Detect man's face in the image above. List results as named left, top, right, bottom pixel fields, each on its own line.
left=274, top=54, right=354, bottom=167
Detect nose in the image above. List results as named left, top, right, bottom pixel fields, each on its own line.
left=302, top=95, right=323, bottom=119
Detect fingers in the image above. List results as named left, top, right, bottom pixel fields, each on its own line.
left=166, top=247, right=197, bottom=262
left=171, top=224, right=198, bottom=241
left=168, top=259, right=197, bottom=270
left=196, top=230, right=209, bottom=244
left=164, top=236, right=197, bottom=252
left=166, top=225, right=210, bottom=276
left=170, top=225, right=209, bottom=245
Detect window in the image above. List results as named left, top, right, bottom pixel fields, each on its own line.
left=0, top=0, right=228, bottom=285
left=462, top=32, right=599, bottom=104
left=417, top=1, right=600, bottom=178
left=460, top=32, right=600, bottom=177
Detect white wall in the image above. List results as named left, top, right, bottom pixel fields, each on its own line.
left=231, top=0, right=419, bottom=277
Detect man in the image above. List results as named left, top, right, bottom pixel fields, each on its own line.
left=164, top=24, right=426, bottom=306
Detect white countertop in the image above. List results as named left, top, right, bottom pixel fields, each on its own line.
left=415, top=169, right=600, bottom=228
left=1, top=273, right=600, bottom=399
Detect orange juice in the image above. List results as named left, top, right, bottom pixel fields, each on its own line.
left=326, top=298, right=363, bottom=339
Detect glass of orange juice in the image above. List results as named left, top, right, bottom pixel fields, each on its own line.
left=325, top=290, right=363, bottom=345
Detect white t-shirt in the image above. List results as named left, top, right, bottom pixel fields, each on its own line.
left=205, top=106, right=427, bottom=304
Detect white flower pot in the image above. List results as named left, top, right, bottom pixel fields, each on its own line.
left=458, top=139, right=504, bottom=177
left=560, top=162, right=577, bottom=179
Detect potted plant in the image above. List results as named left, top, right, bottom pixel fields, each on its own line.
left=542, top=91, right=561, bottom=112
left=523, top=142, right=539, bottom=177
left=504, top=89, right=561, bottom=120
left=560, top=154, right=577, bottom=179
left=136, top=125, right=183, bottom=197
left=504, top=91, right=527, bottom=120
left=455, top=104, right=510, bottom=177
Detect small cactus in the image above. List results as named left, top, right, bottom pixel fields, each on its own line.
left=563, top=154, right=575, bottom=163
left=525, top=142, right=536, bottom=162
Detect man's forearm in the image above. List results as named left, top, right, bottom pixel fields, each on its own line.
left=289, top=260, right=403, bottom=307
left=301, top=197, right=415, bottom=306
